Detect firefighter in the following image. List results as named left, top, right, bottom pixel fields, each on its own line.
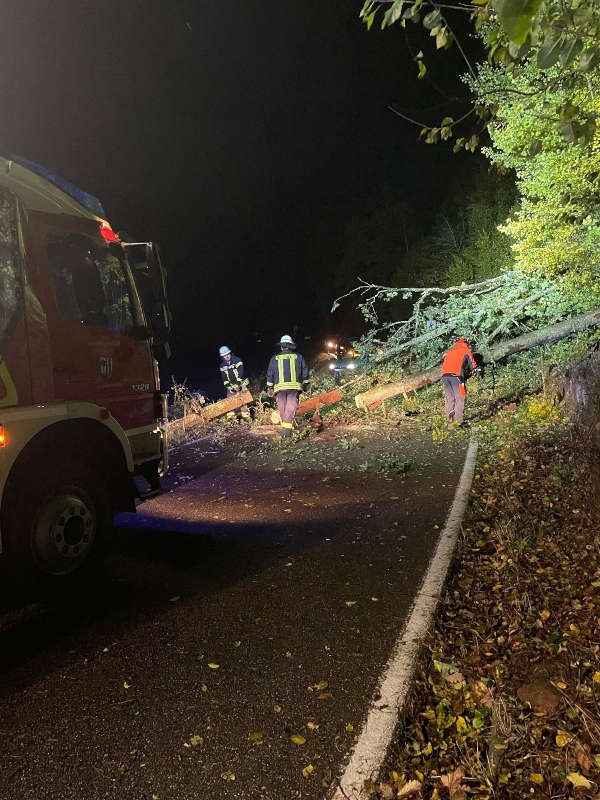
left=266, top=334, right=309, bottom=438
left=219, top=345, right=250, bottom=420
left=441, top=338, right=476, bottom=424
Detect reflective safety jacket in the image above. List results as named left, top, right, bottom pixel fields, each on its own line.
left=266, top=349, right=309, bottom=393
left=220, top=353, right=248, bottom=389
left=441, top=339, right=476, bottom=381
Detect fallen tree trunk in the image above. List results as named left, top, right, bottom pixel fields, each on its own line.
left=297, top=389, right=343, bottom=415
left=355, top=307, right=600, bottom=410
left=197, top=390, right=254, bottom=421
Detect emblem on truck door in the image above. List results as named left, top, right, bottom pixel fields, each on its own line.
left=99, top=356, right=113, bottom=378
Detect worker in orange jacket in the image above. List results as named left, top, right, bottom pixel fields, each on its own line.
left=441, top=338, right=476, bottom=424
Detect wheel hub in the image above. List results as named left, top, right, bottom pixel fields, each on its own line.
left=33, top=493, right=97, bottom=574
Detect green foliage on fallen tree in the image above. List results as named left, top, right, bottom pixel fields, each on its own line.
left=335, top=266, right=595, bottom=369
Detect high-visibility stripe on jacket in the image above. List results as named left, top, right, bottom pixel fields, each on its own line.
left=441, top=339, right=476, bottom=381
left=266, top=350, right=309, bottom=393
left=220, top=354, right=247, bottom=388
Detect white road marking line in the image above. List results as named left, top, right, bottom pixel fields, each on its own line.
left=331, top=438, right=479, bottom=800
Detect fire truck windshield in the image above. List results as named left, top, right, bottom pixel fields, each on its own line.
left=47, top=234, right=144, bottom=335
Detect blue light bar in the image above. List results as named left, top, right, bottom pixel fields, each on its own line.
left=8, top=154, right=106, bottom=217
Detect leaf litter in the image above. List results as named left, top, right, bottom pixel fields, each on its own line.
left=373, top=406, right=600, bottom=798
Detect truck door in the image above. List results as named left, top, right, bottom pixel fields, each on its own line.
left=41, top=218, right=155, bottom=430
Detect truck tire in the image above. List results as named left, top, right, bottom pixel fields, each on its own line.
left=2, top=460, right=112, bottom=578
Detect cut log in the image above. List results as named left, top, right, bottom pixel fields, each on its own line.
left=297, top=389, right=343, bottom=414
left=197, top=390, right=254, bottom=421
left=355, top=366, right=440, bottom=410
left=355, top=307, right=600, bottom=410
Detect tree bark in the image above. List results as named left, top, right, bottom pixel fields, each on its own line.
left=297, top=389, right=343, bottom=414
left=198, top=390, right=254, bottom=421
left=355, top=308, right=600, bottom=410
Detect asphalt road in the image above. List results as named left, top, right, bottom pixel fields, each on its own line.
left=0, top=423, right=468, bottom=800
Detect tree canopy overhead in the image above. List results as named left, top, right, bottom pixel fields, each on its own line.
left=335, top=0, right=600, bottom=371
left=359, top=0, right=600, bottom=147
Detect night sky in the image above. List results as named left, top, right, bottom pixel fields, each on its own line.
left=0, top=1, right=477, bottom=378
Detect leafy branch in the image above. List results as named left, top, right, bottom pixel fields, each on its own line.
left=333, top=271, right=571, bottom=366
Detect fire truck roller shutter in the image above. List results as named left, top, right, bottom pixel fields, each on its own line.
left=0, top=419, right=133, bottom=579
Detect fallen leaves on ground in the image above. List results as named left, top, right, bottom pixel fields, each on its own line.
left=374, top=407, right=600, bottom=798
left=567, top=772, right=592, bottom=789
left=440, top=767, right=467, bottom=797
left=396, top=779, right=422, bottom=797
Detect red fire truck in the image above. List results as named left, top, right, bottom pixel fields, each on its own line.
left=0, top=156, right=170, bottom=579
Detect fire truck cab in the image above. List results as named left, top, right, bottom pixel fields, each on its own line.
left=0, top=156, right=170, bottom=579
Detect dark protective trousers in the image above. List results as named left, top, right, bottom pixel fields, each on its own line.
left=227, top=386, right=249, bottom=419
left=276, top=389, right=299, bottom=438
left=442, top=375, right=465, bottom=422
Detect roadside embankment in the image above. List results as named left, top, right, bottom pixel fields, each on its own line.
left=373, top=394, right=600, bottom=799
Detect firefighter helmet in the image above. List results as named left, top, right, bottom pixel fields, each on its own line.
left=279, top=334, right=295, bottom=347
left=219, top=345, right=231, bottom=357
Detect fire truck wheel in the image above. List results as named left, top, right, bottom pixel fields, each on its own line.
left=4, top=462, right=112, bottom=578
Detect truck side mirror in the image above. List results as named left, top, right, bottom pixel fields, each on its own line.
left=122, top=241, right=172, bottom=361
left=145, top=243, right=171, bottom=340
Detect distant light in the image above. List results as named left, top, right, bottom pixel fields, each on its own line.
left=326, top=341, right=334, bottom=348
left=99, top=222, right=119, bottom=243
left=346, top=363, right=356, bottom=370
left=0, top=425, right=5, bottom=446
left=329, top=363, right=336, bottom=370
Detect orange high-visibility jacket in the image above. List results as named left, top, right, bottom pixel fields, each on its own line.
left=441, top=339, right=476, bottom=381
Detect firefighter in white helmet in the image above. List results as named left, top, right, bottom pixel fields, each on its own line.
left=219, top=345, right=250, bottom=420
left=266, top=335, right=309, bottom=438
